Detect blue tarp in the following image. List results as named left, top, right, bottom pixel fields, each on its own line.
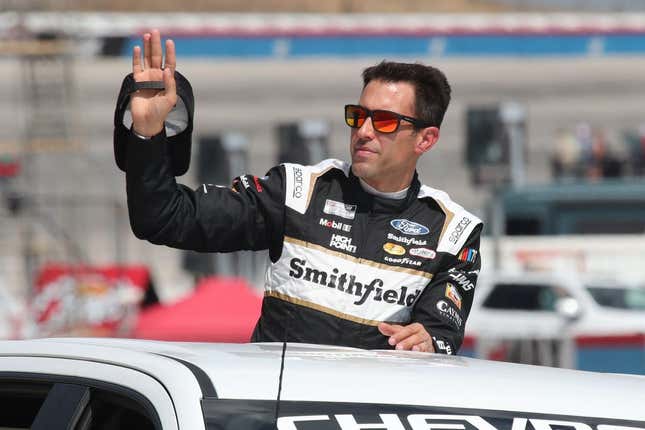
left=121, top=33, right=645, bottom=58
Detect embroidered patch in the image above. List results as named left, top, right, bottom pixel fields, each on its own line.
left=458, top=248, right=478, bottom=263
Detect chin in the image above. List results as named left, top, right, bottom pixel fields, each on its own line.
left=350, top=162, right=371, bottom=180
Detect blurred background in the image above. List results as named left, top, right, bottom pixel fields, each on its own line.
left=1, top=0, right=645, bottom=373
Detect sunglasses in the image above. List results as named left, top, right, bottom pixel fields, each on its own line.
left=344, top=104, right=433, bottom=134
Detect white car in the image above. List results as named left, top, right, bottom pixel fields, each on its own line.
left=467, top=271, right=645, bottom=338
left=464, top=271, right=645, bottom=372
left=0, top=338, right=644, bottom=429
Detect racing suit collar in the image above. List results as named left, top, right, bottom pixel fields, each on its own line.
left=348, top=168, right=421, bottom=214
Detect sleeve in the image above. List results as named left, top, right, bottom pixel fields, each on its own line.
left=410, top=224, right=482, bottom=355
left=125, top=130, right=286, bottom=261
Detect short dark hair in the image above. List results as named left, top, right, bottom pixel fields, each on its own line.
left=362, top=61, right=451, bottom=128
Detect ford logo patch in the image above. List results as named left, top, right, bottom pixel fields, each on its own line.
left=390, top=219, right=430, bottom=236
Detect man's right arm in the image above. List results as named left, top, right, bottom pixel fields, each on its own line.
left=125, top=129, right=286, bottom=257
left=124, top=29, right=285, bottom=257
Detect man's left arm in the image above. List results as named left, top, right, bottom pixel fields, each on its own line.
left=379, top=225, right=482, bottom=354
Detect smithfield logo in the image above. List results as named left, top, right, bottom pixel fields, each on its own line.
left=288, top=258, right=421, bottom=307
left=383, top=242, right=405, bottom=256
left=390, top=219, right=430, bottom=236
left=387, top=233, right=427, bottom=246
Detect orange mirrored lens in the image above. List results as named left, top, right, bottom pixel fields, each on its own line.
left=345, top=106, right=366, bottom=128
left=372, top=111, right=399, bottom=133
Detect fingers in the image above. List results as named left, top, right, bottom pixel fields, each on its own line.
left=163, top=67, right=177, bottom=104
left=381, top=322, right=434, bottom=352
left=385, top=323, right=416, bottom=344
left=164, top=39, right=176, bottom=71
left=140, top=30, right=173, bottom=74
left=132, top=45, right=142, bottom=74
left=377, top=322, right=402, bottom=337
left=412, top=342, right=433, bottom=353
left=150, top=29, right=163, bottom=69
left=143, top=32, right=151, bottom=69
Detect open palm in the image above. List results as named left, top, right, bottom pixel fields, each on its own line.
left=130, top=29, right=177, bottom=137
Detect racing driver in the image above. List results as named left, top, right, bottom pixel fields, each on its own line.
left=123, top=30, right=482, bottom=354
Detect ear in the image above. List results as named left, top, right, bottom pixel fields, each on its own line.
left=414, top=126, right=440, bottom=155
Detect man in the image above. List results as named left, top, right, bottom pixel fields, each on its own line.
left=125, top=30, right=482, bottom=354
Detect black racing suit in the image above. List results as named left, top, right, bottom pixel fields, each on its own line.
left=125, top=131, right=483, bottom=354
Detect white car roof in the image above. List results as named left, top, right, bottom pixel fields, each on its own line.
left=1, top=338, right=644, bottom=421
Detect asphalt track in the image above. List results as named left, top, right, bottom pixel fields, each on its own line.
left=1, top=56, right=644, bottom=294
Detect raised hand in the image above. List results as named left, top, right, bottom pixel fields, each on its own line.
left=130, top=29, right=177, bottom=137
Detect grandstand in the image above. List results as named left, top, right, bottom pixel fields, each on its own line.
left=0, top=0, right=509, bottom=13
left=3, top=0, right=645, bottom=12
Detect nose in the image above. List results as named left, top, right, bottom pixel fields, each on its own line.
left=355, top=116, right=376, bottom=141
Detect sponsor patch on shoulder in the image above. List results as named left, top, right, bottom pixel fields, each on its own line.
left=449, top=216, right=472, bottom=244
left=458, top=248, right=478, bottom=263
left=324, top=199, right=356, bottom=220
left=445, top=283, right=462, bottom=310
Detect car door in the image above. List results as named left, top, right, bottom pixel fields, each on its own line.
left=0, top=356, right=179, bottom=430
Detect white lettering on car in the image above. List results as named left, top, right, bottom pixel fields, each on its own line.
left=278, top=415, right=612, bottom=430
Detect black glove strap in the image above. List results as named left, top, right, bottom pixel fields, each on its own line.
left=131, top=81, right=165, bottom=92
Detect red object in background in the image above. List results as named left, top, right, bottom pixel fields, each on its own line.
left=35, top=264, right=151, bottom=292
left=33, top=264, right=152, bottom=337
left=132, top=276, right=263, bottom=342
left=0, top=160, right=20, bottom=177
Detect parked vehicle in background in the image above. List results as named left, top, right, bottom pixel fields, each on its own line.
left=1, top=338, right=644, bottom=429
left=464, top=271, right=645, bottom=373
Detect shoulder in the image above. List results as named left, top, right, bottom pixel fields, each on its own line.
left=417, top=184, right=483, bottom=255
left=282, top=159, right=350, bottom=214
left=282, top=159, right=350, bottom=178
